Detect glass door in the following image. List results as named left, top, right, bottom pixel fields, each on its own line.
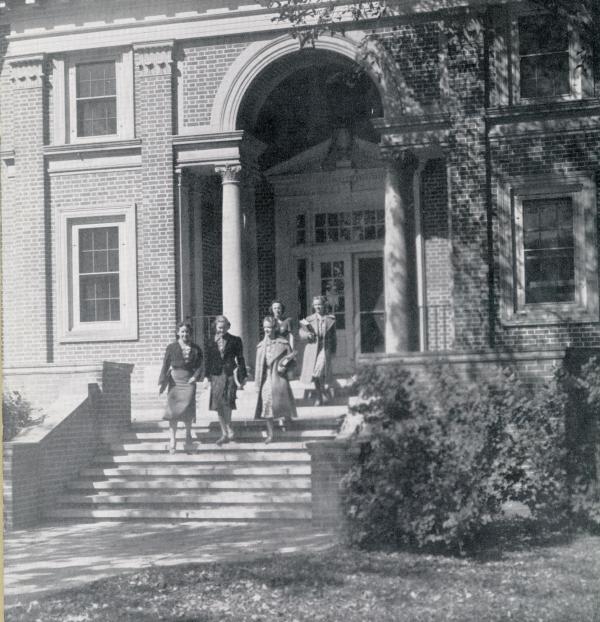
left=308, top=254, right=354, bottom=374
left=355, top=254, right=385, bottom=354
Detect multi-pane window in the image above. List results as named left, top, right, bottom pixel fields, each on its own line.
left=320, top=261, right=345, bottom=329
left=78, top=227, right=120, bottom=322
left=76, top=61, right=117, bottom=137
left=314, top=209, right=384, bottom=244
left=523, top=197, right=574, bottom=303
left=519, top=15, right=570, bottom=99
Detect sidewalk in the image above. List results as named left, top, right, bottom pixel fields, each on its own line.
left=4, top=521, right=336, bottom=606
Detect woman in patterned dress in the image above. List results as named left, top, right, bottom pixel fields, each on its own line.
left=158, top=321, right=204, bottom=454
left=254, top=316, right=297, bottom=443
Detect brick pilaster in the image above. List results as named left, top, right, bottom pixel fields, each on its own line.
left=134, top=41, right=177, bottom=352
left=3, top=54, right=49, bottom=365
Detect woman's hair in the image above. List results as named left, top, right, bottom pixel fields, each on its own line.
left=269, top=300, right=286, bottom=314
left=176, top=320, right=193, bottom=333
left=262, top=315, right=275, bottom=327
left=213, top=315, right=231, bottom=330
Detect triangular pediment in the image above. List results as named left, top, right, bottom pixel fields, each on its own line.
left=266, top=131, right=382, bottom=177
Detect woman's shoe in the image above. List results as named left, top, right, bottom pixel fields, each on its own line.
left=264, top=435, right=273, bottom=445
left=216, top=435, right=228, bottom=446
left=184, top=440, right=195, bottom=453
left=168, top=446, right=176, bottom=455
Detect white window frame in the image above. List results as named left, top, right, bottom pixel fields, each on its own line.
left=511, top=9, right=583, bottom=104
left=52, top=47, right=134, bottom=145
left=57, top=204, right=138, bottom=342
left=499, top=175, right=598, bottom=326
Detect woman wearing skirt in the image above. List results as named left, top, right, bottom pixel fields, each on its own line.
left=254, top=316, right=297, bottom=443
left=158, top=321, right=204, bottom=454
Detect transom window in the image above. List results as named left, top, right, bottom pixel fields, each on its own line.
left=518, top=15, right=569, bottom=99
left=78, top=227, right=120, bottom=322
left=294, top=209, right=384, bottom=245
left=523, top=197, right=574, bottom=303
left=76, top=61, right=117, bottom=137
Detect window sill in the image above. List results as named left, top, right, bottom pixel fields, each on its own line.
left=45, top=138, right=142, bottom=156
left=502, top=305, right=599, bottom=327
left=59, top=326, right=138, bottom=344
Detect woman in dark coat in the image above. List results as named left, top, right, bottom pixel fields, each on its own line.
left=299, top=295, right=336, bottom=405
left=205, top=315, right=247, bottom=445
left=254, top=316, right=297, bottom=443
left=158, top=321, right=203, bottom=454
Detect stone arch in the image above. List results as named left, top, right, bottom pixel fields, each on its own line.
left=210, top=32, right=387, bottom=133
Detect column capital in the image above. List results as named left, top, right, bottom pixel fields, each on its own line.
left=134, top=41, right=174, bottom=77
left=380, top=148, right=420, bottom=172
left=216, top=163, right=243, bottom=184
left=9, top=54, right=46, bottom=88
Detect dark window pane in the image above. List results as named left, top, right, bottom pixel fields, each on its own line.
left=80, top=299, right=96, bottom=322
left=327, top=229, right=339, bottom=242
left=365, top=225, right=377, bottom=240
left=79, top=229, right=94, bottom=250
left=80, top=251, right=94, bottom=274
left=315, top=214, right=325, bottom=227
left=519, top=15, right=568, bottom=55
left=77, top=98, right=117, bottom=137
left=360, top=313, right=385, bottom=353
left=335, top=314, right=345, bottom=330
left=107, top=249, right=119, bottom=272
left=296, top=259, right=307, bottom=320
left=358, top=257, right=384, bottom=312
left=110, top=299, right=121, bottom=321
left=321, top=262, right=331, bottom=278
left=93, top=250, right=108, bottom=272
left=315, top=228, right=326, bottom=243
left=327, top=213, right=338, bottom=227
left=96, top=299, right=110, bottom=321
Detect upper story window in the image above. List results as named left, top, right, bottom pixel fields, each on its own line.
left=52, top=48, right=134, bottom=145
left=76, top=62, right=117, bottom=138
left=518, top=15, right=570, bottom=99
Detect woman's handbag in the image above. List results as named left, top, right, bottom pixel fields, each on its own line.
left=277, top=350, right=297, bottom=379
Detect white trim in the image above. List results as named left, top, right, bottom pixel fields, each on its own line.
left=57, top=203, right=139, bottom=342
left=209, top=32, right=365, bottom=133
left=51, top=55, right=66, bottom=144
left=499, top=174, right=598, bottom=326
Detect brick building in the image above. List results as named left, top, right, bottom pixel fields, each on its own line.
left=1, top=0, right=599, bottom=398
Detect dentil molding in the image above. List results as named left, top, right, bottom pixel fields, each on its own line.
left=8, top=54, right=45, bottom=88
left=134, top=41, right=174, bottom=76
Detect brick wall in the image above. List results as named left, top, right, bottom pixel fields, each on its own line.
left=2, top=55, right=49, bottom=366
left=421, top=157, right=454, bottom=349
left=180, top=38, right=249, bottom=128
left=134, top=46, right=178, bottom=375
left=492, top=130, right=600, bottom=350
left=200, top=174, right=223, bottom=316
left=3, top=361, right=133, bottom=530
left=255, top=176, right=276, bottom=320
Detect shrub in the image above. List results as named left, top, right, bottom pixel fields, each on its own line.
left=341, top=363, right=571, bottom=554
left=2, top=391, right=39, bottom=441
left=560, top=357, right=600, bottom=531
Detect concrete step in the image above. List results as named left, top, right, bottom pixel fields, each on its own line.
left=58, top=490, right=311, bottom=505
left=67, top=477, right=312, bottom=491
left=81, top=465, right=312, bottom=477
left=46, top=506, right=312, bottom=521
left=108, top=441, right=311, bottom=452
left=93, top=451, right=310, bottom=464
left=121, top=429, right=335, bottom=442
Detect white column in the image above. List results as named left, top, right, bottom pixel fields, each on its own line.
left=216, top=163, right=245, bottom=343
left=383, top=149, right=419, bottom=353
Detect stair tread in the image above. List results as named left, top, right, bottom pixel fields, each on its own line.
left=69, top=478, right=311, bottom=490
left=81, top=465, right=312, bottom=476
left=109, top=442, right=314, bottom=452
left=47, top=507, right=312, bottom=519
left=58, top=492, right=311, bottom=504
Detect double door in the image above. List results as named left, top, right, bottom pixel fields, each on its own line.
left=305, top=252, right=385, bottom=374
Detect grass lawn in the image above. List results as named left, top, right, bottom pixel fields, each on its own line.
left=6, top=534, right=600, bottom=622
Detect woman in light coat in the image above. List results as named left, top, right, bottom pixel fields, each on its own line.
left=254, top=316, right=297, bottom=443
left=299, top=295, right=336, bottom=406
